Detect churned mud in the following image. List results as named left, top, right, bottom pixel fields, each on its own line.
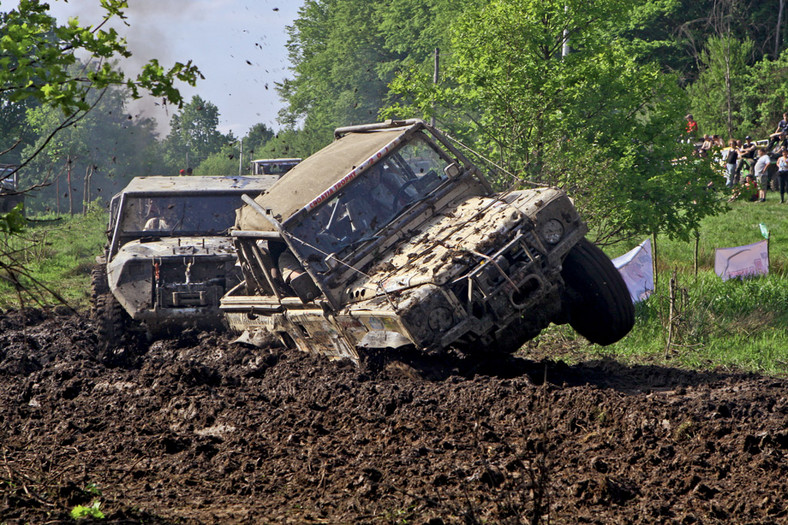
left=1, top=308, right=786, bottom=524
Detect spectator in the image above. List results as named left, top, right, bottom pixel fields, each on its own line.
left=768, top=112, right=788, bottom=148
left=778, top=148, right=788, bottom=203
left=776, top=132, right=788, bottom=152
left=734, top=174, right=759, bottom=202
left=733, top=139, right=744, bottom=183
left=724, top=139, right=738, bottom=188
left=685, top=114, right=698, bottom=142
left=753, top=148, right=771, bottom=202
left=698, top=134, right=713, bottom=157
left=739, top=136, right=757, bottom=175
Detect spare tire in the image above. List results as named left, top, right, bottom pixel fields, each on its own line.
left=561, top=238, right=634, bottom=345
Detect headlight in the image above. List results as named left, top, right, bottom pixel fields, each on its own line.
left=540, top=218, right=564, bottom=244
left=428, top=306, right=454, bottom=331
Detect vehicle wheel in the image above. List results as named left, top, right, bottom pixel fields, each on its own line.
left=94, top=292, right=127, bottom=349
left=90, top=264, right=109, bottom=317
left=561, top=238, right=634, bottom=345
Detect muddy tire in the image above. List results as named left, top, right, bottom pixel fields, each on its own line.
left=95, top=292, right=127, bottom=350
left=90, top=264, right=109, bottom=317
left=561, top=238, right=634, bottom=346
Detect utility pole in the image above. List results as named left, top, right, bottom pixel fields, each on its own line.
left=239, top=138, right=243, bottom=176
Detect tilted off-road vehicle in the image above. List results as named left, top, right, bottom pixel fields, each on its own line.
left=220, top=120, right=634, bottom=361
left=92, top=175, right=279, bottom=346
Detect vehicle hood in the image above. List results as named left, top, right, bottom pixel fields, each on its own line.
left=111, top=236, right=236, bottom=260
left=344, top=187, right=571, bottom=298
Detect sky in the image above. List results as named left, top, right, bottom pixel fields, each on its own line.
left=45, top=0, right=304, bottom=138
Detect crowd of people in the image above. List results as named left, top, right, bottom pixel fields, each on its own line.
left=685, top=114, right=788, bottom=203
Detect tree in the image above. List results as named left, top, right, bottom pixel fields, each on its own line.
left=276, top=0, right=486, bottom=156
left=688, top=36, right=752, bottom=138
left=244, top=122, right=275, bottom=160
left=0, top=0, right=200, bottom=307
left=195, top=146, right=240, bottom=176
left=739, top=49, right=788, bottom=137
left=22, top=79, right=163, bottom=214
left=0, top=0, right=201, bottom=171
left=163, top=95, right=227, bottom=173
left=385, top=0, right=725, bottom=244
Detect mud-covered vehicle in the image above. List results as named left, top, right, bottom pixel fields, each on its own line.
left=251, top=157, right=301, bottom=176
left=0, top=164, right=24, bottom=214
left=92, top=175, right=279, bottom=345
left=221, top=120, right=634, bottom=361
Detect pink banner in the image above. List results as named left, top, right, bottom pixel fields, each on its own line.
left=714, top=240, right=769, bottom=281
left=612, top=238, right=654, bottom=303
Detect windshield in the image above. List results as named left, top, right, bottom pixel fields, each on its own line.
left=253, top=160, right=300, bottom=175
left=119, top=194, right=245, bottom=236
left=0, top=167, right=16, bottom=191
left=288, top=133, right=452, bottom=267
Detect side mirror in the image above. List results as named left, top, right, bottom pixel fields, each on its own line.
left=444, top=162, right=461, bottom=178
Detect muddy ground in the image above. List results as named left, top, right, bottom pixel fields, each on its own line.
left=1, top=309, right=787, bottom=524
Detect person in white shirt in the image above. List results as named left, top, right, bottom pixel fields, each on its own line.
left=753, top=148, right=771, bottom=202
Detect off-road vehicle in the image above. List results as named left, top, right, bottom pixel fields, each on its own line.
left=92, top=175, right=279, bottom=345
left=251, top=157, right=301, bottom=176
left=221, top=120, right=634, bottom=361
left=0, top=164, right=24, bottom=214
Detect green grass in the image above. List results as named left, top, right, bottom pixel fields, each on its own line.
left=565, top=198, right=788, bottom=376
left=0, top=206, right=108, bottom=310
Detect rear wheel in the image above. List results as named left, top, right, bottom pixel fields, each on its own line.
left=561, top=238, right=634, bottom=345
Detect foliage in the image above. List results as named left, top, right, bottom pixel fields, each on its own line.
left=740, top=49, right=788, bottom=138
left=70, top=500, right=105, bottom=520
left=196, top=145, right=241, bottom=176
left=0, top=0, right=201, bottom=168
left=277, top=0, right=480, bottom=154
left=21, top=79, right=163, bottom=213
left=385, top=0, right=725, bottom=243
left=279, top=0, right=394, bottom=151
left=0, top=203, right=25, bottom=234
left=245, top=123, right=275, bottom=156
left=0, top=205, right=108, bottom=309
left=163, top=95, right=228, bottom=172
left=252, top=128, right=317, bottom=160
left=687, top=36, right=753, bottom=138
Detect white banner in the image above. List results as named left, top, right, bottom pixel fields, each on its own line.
left=612, top=238, right=654, bottom=303
left=714, top=240, right=769, bottom=281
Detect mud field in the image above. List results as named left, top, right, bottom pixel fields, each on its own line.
left=1, top=309, right=787, bottom=524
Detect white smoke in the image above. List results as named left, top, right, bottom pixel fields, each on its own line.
left=47, top=0, right=210, bottom=135
left=46, top=0, right=298, bottom=137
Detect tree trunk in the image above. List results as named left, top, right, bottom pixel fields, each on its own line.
left=67, top=156, right=73, bottom=217
left=777, top=0, right=785, bottom=58
left=651, top=232, right=659, bottom=289
left=83, top=165, right=93, bottom=215
left=55, top=168, right=60, bottom=215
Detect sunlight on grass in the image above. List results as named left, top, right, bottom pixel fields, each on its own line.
left=0, top=206, right=108, bottom=309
